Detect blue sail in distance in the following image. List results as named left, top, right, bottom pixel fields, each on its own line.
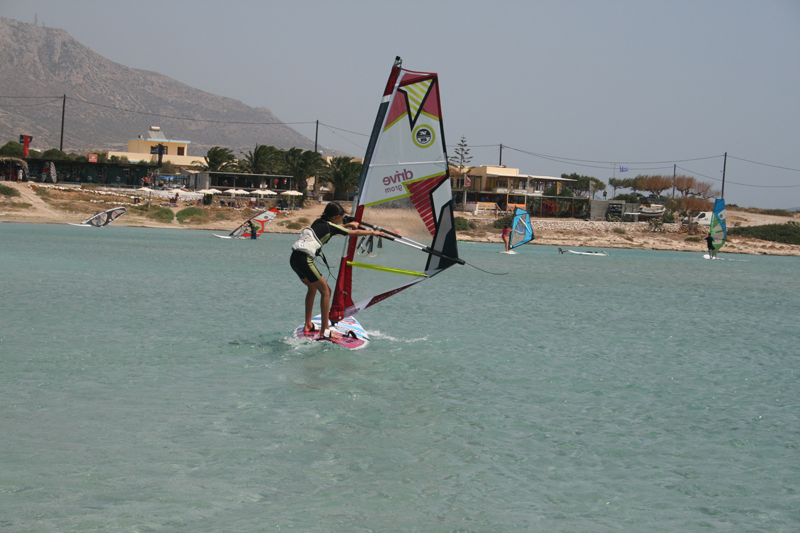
left=509, top=207, right=534, bottom=249
left=710, top=198, right=727, bottom=252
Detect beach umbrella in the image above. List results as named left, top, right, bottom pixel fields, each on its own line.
left=255, top=189, right=277, bottom=196
left=280, top=190, right=303, bottom=208
left=206, top=188, right=222, bottom=194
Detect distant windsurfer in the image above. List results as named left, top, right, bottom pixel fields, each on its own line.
left=249, top=220, right=259, bottom=239
left=502, top=225, right=511, bottom=252
left=290, top=202, right=385, bottom=338
left=705, top=232, right=717, bottom=259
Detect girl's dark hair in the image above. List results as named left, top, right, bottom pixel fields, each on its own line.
left=322, top=202, right=345, bottom=220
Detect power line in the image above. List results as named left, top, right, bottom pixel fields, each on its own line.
left=318, top=122, right=368, bottom=137
left=318, top=123, right=366, bottom=151
left=3, top=95, right=798, bottom=182
left=727, top=155, right=800, bottom=173
left=677, top=165, right=800, bottom=188
left=0, top=98, right=63, bottom=108
left=504, top=144, right=723, bottom=166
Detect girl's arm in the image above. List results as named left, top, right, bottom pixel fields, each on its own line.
left=349, top=228, right=385, bottom=237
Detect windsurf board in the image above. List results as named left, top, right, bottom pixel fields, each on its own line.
left=292, top=315, right=369, bottom=349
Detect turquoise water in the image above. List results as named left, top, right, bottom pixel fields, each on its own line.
left=1, top=222, right=798, bottom=532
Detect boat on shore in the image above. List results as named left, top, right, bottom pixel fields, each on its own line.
left=638, top=204, right=666, bottom=220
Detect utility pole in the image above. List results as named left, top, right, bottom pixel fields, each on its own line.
left=672, top=164, right=676, bottom=199
left=721, top=152, right=727, bottom=199
left=313, top=120, right=319, bottom=195
left=59, top=95, right=66, bottom=151
left=499, top=144, right=503, bottom=166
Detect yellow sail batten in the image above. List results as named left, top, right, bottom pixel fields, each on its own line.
left=347, top=261, right=426, bottom=277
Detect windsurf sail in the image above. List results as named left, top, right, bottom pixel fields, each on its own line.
left=329, top=57, right=463, bottom=322
left=229, top=208, right=279, bottom=238
left=710, top=198, right=727, bottom=252
left=79, top=206, right=127, bottom=227
left=509, top=207, right=534, bottom=249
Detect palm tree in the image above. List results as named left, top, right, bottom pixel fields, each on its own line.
left=319, top=156, right=362, bottom=200
left=240, top=144, right=283, bottom=175
left=195, top=146, right=236, bottom=171
left=283, top=148, right=326, bottom=194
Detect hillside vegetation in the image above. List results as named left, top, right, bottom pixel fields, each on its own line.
left=728, top=223, right=800, bottom=245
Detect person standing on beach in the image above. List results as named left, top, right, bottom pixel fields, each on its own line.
left=502, top=225, right=511, bottom=252
left=705, top=232, right=717, bottom=259
left=290, top=202, right=385, bottom=338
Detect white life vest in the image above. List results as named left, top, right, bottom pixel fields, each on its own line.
left=292, top=227, right=323, bottom=256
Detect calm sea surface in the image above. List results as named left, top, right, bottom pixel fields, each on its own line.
left=1, top=222, right=798, bottom=532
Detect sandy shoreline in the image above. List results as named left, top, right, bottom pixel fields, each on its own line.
left=2, top=181, right=799, bottom=257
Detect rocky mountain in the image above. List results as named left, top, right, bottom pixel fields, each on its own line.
left=0, top=17, right=319, bottom=158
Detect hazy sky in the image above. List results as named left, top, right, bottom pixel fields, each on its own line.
left=3, top=0, right=799, bottom=208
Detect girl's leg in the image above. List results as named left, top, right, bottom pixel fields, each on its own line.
left=301, top=278, right=318, bottom=332
left=307, top=276, right=331, bottom=333
left=302, top=276, right=332, bottom=333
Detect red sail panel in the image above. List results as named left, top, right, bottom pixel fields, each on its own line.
left=384, top=93, right=409, bottom=130
left=407, top=175, right=448, bottom=236
left=330, top=204, right=364, bottom=323
left=418, top=81, right=441, bottom=119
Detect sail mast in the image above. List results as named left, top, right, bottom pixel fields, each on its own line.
left=349, top=56, right=403, bottom=219
left=330, top=57, right=403, bottom=322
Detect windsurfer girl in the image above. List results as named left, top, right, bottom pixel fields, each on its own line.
left=502, top=225, right=511, bottom=252
left=290, top=202, right=385, bottom=338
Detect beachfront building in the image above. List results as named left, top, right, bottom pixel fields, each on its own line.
left=187, top=170, right=294, bottom=192
left=20, top=158, right=155, bottom=187
left=454, top=165, right=576, bottom=214
left=99, top=126, right=199, bottom=167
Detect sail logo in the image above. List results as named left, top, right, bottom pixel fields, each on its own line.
left=383, top=168, right=414, bottom=193
left=412, top=125, right=435, bottom=148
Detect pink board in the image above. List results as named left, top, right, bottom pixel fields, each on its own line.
left=292, top=315, right=369, bottom=350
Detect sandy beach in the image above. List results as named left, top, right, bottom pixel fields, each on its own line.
left=2, top=181, right=798, bottom=257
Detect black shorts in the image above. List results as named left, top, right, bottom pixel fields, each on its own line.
left=290, top=250, right=322, bottom=283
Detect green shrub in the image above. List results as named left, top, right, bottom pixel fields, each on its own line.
left=286, top=221, right=302, bottom=230
left=648, top=219, right=665, bottom=233
left=662, top=210, right=675, bottom=223
left=147, top=207, right=174, bottom=223
left=613, top=227, right=626, bottom=234
left=758, top=209, right=794, bottom=217
left=685, top=237, right=701, bottom=242
left=454, top=217, right=470, bottom=231
left=614, top=194, right=640, bottom=204
left=0, top=184, right=21, bottom=197
left=728, top=224, right=800, bottom=245
left=202, top=194, right=213, bottom=206
left=176, top=207, right=208, bottom=224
